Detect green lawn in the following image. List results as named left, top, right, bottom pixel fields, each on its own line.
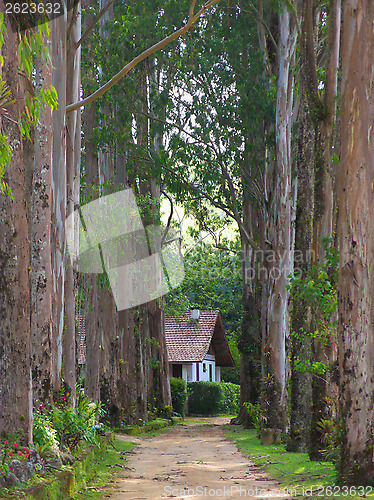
left=225, top=426, right=374, bottom=500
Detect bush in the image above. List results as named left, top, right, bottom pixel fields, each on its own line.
left=243, top=402, right=261, bottom=434
left=170, top=378, right=187, bottom=416
left=187, top=382, right=240, bottom=416
left=33, top=411, right=59, bottom=449
left=51, top=391, right=105, bottom=450
left=219, top=383, right=240, bottom=414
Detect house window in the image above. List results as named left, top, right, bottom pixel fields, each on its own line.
left=203, top=363, right=207, bottom=372
left=209, top=364, right=213, bottom=381
left=172, top=364, right=182, bottom=378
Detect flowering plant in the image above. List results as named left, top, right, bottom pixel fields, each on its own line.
left=0, top=440, right=33, bottom=476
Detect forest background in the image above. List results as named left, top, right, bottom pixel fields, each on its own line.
left=0, top=0, right=373, bottom=486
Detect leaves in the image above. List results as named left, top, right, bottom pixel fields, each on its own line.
left=288, top=238, right=338, bottom=374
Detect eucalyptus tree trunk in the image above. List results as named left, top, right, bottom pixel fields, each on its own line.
left=0, top=17, right=33, bottom=443
left=51, top=12, right=68, bottom=391
left=338, top=0, right=374, bottom=485
left=79, top=0, right=101, bottom=404
left=64, top=2, right=82, bottom=405
left=300, top=0, right=341, bottom=460
left=31, top=36, right=54, bottom=405
left=147, top=59, right=171, bottom=409
left=264, top=7, right=297, bottom=431
left=287, top=90, right=314, bottom=451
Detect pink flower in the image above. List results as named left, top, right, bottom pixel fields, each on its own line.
left=4, top=440, right=8, bottom=445
left=62, top=397, right=66, bottom=402
left=13, top=443, right=17, bottom=447
left=18, top=451, right=23, bottom=456
left=9, top=452, right=13, bottom=457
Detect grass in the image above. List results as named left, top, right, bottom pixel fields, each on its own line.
left=114, top=417, right=182, bottom=436
left=70, top=437, right=136, bottom=499
left=0, top=437, right=136, bottom=500
left=225, top=426, right=374, bottom=500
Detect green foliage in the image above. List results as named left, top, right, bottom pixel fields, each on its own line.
left=187, top=382, right=221, bottom=415
left=165, top=243, right=242, bottom=383
left=170, top=377, right=187, bottom=417
left=218, top=382, right=240, bottom=415
left=187, top=382, right=239, bottom=416
left=18, top=25, right=58, bottom=140
left=30, top=391, right=107, bottom=460
left=46, top=392, right=105, bottom=451
left=32, top=411, right=59, bottom=450
left=317, top=395, right=342, bottom=464
left=243, top=402, right=261, bottom=434
left=287, top=237, right=338, bottom=374
left=0, top=439, right=34, bottom=477
left=0, top=13, right=57, bottom=197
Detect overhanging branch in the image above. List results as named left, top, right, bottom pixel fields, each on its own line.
left=66, top=0, right=221, bottom=113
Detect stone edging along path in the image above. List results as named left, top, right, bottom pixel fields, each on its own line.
left=111, top=417, right=296, bottom=500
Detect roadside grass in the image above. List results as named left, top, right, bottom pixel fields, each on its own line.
left=0, top=437, right=136, bottom=500
left=226, top=426, right=374, bottom=500
left=70, top=437, right=136, bottom=499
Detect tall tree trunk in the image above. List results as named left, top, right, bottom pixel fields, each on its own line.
left=0, top=18, right=33, bottom=444
left=31, top=37, right=54, bottom=405
left=64, top=2, right=82, bottom=405
left=287, top=90, right=315, bottom=451
left=51, top=12, right=68, bottom=392
left=338, top=0, right=374, bottom=485
left=265, top=7, right=297, bottom=430
left=301, top=0, right=341, bottom=460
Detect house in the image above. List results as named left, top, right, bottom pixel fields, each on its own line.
left=165, top=310, right=235, bottom=383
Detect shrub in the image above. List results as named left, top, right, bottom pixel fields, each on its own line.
left=51, top=391, right=105, bottom=450
left=187, top=382, right=240, bottom=416
left=0, top=440, right=34, bottom=477
left=170, top=378, right=187, bottom=416
left=33, top=411, right=59, bottom=449
left=243, top=402, right=261, bottom=434
left=219, top=382, right=240, bottom=414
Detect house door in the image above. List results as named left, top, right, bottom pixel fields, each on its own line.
left=209, top=364, right=213, bottom=382
left=172, top=364, right=182, bottom=378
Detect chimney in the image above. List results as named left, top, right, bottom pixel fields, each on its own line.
left=191, top=309, right=200, bottom=321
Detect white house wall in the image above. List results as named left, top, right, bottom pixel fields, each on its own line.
left=170, top=355, right=220, bottom=383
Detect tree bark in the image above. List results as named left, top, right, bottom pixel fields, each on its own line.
left=31, top=35, right=54, bottom=405
left=265, top=6, right=297, bottom=430
left=287, top=91, right=315, bottom=452
left=64, top=1, right=82, bottom=405
left=51, top=12, right=68, bottom=392
left=338, top=0, right=374, bottom=485
left=301, top=0, right=341, bottom=460
left=0, top=16, right=33, bottom=444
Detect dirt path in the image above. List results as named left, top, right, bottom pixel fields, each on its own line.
left=110, top=418, right=295, bottom=500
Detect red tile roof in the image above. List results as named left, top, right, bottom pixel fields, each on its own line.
left=165, top=311, right=235, bottom=367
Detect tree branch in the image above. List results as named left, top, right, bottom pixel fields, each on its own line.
left=162, top=164, right=262, bottom=252
left=66, top=0, right=221, bottom=113
left=160, top=189, right=174, bottom=247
